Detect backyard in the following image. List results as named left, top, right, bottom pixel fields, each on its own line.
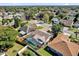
left=22, top=48, right=38, bottom=56
left=37, top=26, right=44, bottom=29
left=6, top=43, right=24, bottom=56
left=37, top=46, right=52, bottom=56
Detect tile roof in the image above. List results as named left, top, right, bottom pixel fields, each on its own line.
left=48, top=33, right=79, bottom=56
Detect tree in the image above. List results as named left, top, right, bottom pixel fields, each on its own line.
left=73, top=13, right=79, bottom=23
left=44, top=13, right=49, bottom=23
left=57, top=13, right=65, bottom=19
left=13, top=17, right=21, bottom=28
left=0, top=26, right=18, bottom=51
left=52, top=24, right=61, bottom=37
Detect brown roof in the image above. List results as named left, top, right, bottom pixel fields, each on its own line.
left=48, top=33, right=79, bottom=56
left=60, top=20, right=73, bottom=26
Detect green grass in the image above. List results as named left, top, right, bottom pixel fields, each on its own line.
left=38, top=47, right=52, bottom=56
left=6, top=43, right=23, bottom=56
left=22, top=48, right=37, bottom=56
left=37, top=26, right=44, bottom=29
left=69, top=28, right=79, bottom=32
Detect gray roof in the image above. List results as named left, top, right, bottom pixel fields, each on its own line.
left=73, top=21, right=79, bottom=27
left=19, top=25, right=27, bottom=32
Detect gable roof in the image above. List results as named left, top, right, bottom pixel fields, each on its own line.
left=48, top=33, right=79, bottom=56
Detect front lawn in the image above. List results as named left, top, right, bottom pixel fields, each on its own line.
left=6, top=43, right=23, bottom=56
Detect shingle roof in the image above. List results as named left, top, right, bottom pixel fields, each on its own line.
left=29, top=30, right=51, bottom=42
left=48, top=33, right=79, bottom=56
left=19, top=25, right=27, bottom=32
left=60, top=20, right=73, bottom=26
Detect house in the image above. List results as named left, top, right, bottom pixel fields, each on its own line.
left=47, top=33, right=79, bottom=56
left=24, top=30, right=53, bottom=49
left=36, top=21, right=44, bottom=26
left=27, top=23, right=37, bottom=33
left=18, top=25, right=27, bottom=36
left=18, top=23, right=37, bottom=37
left=35, top=12, right=44, bottom=19
left=14, top=12, right=24, bottom=20
left=60, top=19, right=73, bottom=27
left=52, top=18, right=60, bottom=24
left=73, top=21, right=79, bottom=28
left=3, top=14, right=13, bottom=20
left=3, top=12, right=14, bottom=20
left=62, top=27, right=74, bottom=36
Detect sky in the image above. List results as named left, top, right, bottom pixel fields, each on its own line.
left=0, top=0, right=79, bottom=6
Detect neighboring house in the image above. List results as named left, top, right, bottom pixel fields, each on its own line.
left=60, top=19, right=73, bottom=27
left=68, top=10, right=76, bottom=17
left=25, top=30, right=53, bottom=49
left=18, top=25, right=27, bottom=36
left=13, top=15, right=21, bottom=20
left=47, top=33, right=79, bottom=56
left=3, top=14, right=13, bottom=20
left=3, top=12, right=14, bottom=20
left=27, top=23, right=37, bottom=33
left=18, top=23, right=37, bottom=36
left=52, top=18, right=60, bottom=24
left=62, top=27, right=74, bottom=36
left=73, top=21, right=79, bottom=28
left=36, top=21, right=44, bottom=26
left=14, top=12, right=24, bottom=20
left=35, top=12, right=44, bottom=19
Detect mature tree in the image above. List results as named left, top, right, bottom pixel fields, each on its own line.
left=43, top=13, right=49, bottom=23
left=13, top=17, right=21, bottom=28
left=52, top=24, right=62, bottom=37
left=0, top=26, right=18, bottom=50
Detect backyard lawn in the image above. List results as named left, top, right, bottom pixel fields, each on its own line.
left=22, top=48, right=37, bottom=56
left=6, top=43, right=24, bottom=56
left=37, top=26, right=44, bottom=29
left=37, top=47, right=52, bottom=56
